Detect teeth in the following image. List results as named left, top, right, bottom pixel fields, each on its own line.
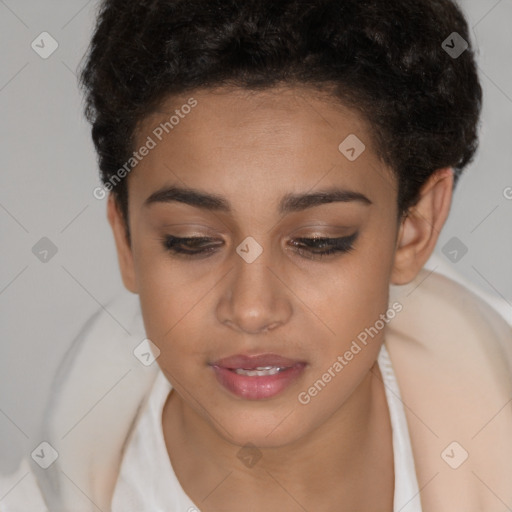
left=233, top=366, right=285, bottom=376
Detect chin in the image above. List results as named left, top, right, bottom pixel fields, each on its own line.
left=207, top=405, right=313, bottom=449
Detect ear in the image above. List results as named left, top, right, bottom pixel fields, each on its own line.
left=391, top=167, right=454, bottom=285
left=107, top=193, right=138, bottom=293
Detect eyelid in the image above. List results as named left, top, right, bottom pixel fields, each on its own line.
left=293, top=233, right=357, bottom=242
left=288, top=232, right=358, bottom=249
left=157, top=222, right=227, bottom=238
left=161, top=232, right=359, bottom=261
left=287, top=227, right=358, bottom=241
left=163, top=231, right=358, bottom=245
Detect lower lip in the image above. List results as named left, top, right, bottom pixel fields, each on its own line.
left=211, top=364, right=306, bottom=400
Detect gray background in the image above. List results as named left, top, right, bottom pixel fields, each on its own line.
left=1, top=0, right=511, bottom=476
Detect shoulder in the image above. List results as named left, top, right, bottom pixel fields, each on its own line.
left=33, top=290, right=160, bottom=511
left=388, top=267, right=512, bottom=379
left=386, top=268, right=512, bottom=510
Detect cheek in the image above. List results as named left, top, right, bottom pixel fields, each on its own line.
left=294, top=262, right=393, bottom=422
left=132, top=246, right=203, bottom=357
left=308, top=236, right=395, bottom=345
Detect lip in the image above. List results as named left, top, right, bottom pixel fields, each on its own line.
left=210, top=353, right=307, bottom=400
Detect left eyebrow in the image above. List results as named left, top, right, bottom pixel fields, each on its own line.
left=143, top=185, right=372, bottom=214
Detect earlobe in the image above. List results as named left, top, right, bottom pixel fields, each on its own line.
left=391, top=168, right=454, bottom=285
left=106, top=194, right=138, bottom=293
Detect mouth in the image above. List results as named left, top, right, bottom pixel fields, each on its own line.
left=209, top=353, right=307, bottom=400
left=231, top=366, right=287, bottom=377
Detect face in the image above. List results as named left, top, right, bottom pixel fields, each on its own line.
left=112, top=85, right=405, bottom=448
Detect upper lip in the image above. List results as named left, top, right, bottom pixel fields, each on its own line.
left=211, top=353, right=305, bottom=370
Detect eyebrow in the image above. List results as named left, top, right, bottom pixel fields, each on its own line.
left=143, top=185, right=372, bottom=215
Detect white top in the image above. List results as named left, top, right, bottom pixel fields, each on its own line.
left=111, top=343, right=423, bottom=512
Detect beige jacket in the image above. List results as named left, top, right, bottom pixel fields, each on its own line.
left=1, top=262, right=511, bottom=511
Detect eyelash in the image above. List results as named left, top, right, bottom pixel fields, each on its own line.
left=161, top=232, right=358, bottom=260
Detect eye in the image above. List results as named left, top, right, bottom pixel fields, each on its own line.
left=287, top=232, right=358, bottom=260
left=162, top=236, right=222, bottom=257
left=162, top=232, right=358, bottom=260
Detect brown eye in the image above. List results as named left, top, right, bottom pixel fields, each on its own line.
left=161, top=232, right=359, bottom=260
left=162, top=236, right=222, bottom=256
left=288, top=232, right=358, bottom=260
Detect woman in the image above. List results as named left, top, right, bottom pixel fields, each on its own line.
left=2, top=0, right=511, bottom=510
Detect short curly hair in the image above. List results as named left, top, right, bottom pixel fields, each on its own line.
left=79, top=0, right=482, bottom=234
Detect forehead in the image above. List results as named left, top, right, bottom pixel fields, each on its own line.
left=130, top=85, right=396, bottom=213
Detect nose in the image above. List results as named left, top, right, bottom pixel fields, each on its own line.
left=216, top=243, right=292, bottom=335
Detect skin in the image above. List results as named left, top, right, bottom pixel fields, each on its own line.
left=107, top=85, right=454, bottom=511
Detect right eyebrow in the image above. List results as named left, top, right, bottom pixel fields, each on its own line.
left=143, top=184, right=372, bottom=214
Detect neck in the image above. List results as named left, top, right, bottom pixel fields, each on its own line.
left=162, top=360, right=393, bottom=511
